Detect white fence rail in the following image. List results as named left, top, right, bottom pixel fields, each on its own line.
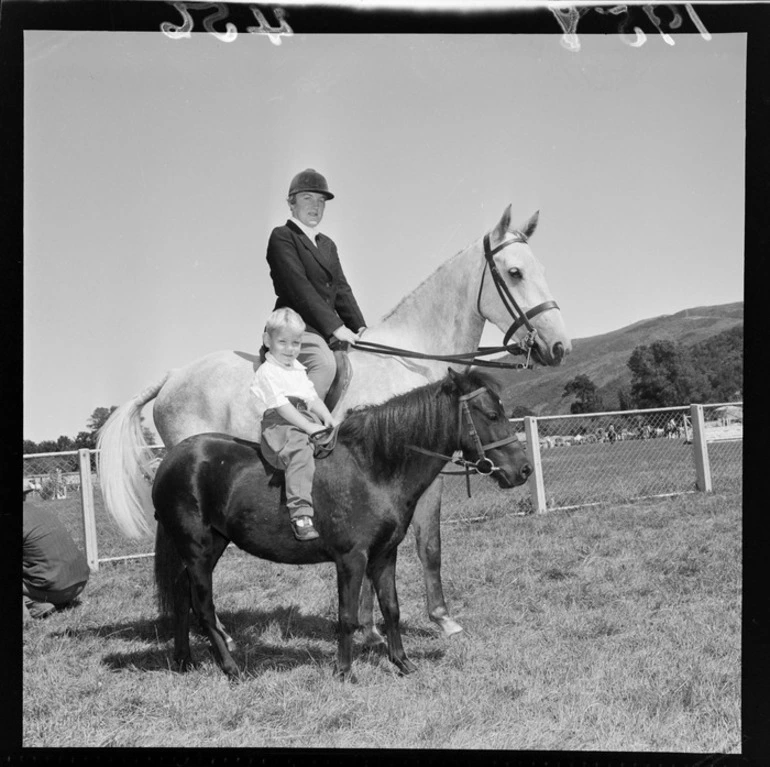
left=23, top=402, right=742, bottom=571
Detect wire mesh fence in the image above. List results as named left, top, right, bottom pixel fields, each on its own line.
left=532, top=407, right=695, bottom=509
left=23, top=402, right=741, bottom=565
left=440, top=403, right=742, bottom=513
left=700, top=403, right=743, bottom=495
left=23, top=451, right=84, bottom=501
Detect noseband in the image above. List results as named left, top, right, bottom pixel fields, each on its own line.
left=407, top=387, right=520, bottom=476
left=477, top=230, right=560, bottom=363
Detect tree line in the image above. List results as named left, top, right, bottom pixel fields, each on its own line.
left=23, top=406, right=156, bottom=455
left=561, top=325, right=743, bottom=415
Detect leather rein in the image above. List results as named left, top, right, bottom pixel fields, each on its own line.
left=351, top=230, right=560, bottom=370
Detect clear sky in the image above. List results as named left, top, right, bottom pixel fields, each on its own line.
left=23, top=30, right=745, bottom=442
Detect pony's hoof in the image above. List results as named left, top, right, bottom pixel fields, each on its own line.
left=175, top=657, right=197, bottom=673
left=395, top=657, right=418, bottom=676
left=334, top=666, right=358, bottom=684
left=434, top=615, right=464, bottom=638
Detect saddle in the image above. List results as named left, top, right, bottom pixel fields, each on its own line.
left=324, top=341, right=353, bottom=412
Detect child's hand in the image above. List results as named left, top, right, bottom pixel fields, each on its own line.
left=323, top=415, right=340, bottom=429
left=307, top=423, right=329, bottom=437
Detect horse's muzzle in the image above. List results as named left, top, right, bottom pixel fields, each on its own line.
left=532, top=339, right=568, bottom=368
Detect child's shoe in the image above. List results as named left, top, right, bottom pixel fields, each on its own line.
left=291, top=515, right=320, bottom=541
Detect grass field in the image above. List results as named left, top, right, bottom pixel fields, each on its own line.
left=23, top=490, right=741, bottom=752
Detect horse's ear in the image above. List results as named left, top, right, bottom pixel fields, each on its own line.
left=519, top=210, right=539, bottom=239
left=492, top=204, right=513, bottom=243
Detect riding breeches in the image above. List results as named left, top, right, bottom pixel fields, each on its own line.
left=297, top=332, right=335, bottom=402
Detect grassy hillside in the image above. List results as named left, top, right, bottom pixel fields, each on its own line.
left=489, top=302, right=743, bottom=415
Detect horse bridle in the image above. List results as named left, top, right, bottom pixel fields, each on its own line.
left=407, top=387, right=520, bottom=476
left=351, top=229, right=561, bottom=370
left=477, top=230, right=561, bottom=365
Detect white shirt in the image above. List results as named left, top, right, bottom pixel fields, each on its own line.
left=290, top=216, right=323, bottom=246
left=250, top=352, right=319, bottom=439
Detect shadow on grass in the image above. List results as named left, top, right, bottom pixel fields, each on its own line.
left=55, top=606, right=447, bottom=677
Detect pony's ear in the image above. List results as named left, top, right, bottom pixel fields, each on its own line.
left=446, top=367, right=464, bottom=391
left=492, top=204, right=513, bottom=243
left=518, top=210, right=539, bottom=239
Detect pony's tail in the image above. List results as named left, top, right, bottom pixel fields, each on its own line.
left=96, top=373, right=172, bottom=539
left=154, top=522, right=185, bottom=617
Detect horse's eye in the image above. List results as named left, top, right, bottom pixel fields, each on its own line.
left=487, top=411, right=498, bottom=420
left=508, top=268, right=521, bottom=280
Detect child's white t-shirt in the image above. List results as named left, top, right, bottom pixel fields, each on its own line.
left=250, top=352, right=319, bottom=440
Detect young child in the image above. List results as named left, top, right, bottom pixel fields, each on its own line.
left=250, top=308, right=339, bottom=541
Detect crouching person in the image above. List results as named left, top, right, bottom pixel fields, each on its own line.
left=251, top=308, right=340, bottom=541
left=23, top=506, right=90, bottom=621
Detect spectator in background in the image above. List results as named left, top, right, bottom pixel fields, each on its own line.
left=23, top=479, right=34, bottom=501
left=23, top=506, right=90, bottom=621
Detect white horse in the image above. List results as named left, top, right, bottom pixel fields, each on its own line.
left=98, top=205, right=571, bottom=644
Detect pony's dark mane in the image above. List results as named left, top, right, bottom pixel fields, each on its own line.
left=338, top=370, right=498, bottom=479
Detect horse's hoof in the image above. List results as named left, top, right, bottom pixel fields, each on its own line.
left=361, top=627, right=387, bottom=649
left=225, top=637, right=237, bottom=652
left=434, top=615, right=464, bottom=637
left=224, top=668, right=242, bottom=682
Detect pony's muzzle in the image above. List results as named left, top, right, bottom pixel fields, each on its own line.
left=495, top=462, right=534, bottom=488
left=493, top=460, right=531, bottom=488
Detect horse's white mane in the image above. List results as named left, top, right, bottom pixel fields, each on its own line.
left=379, top=243, right=473, bottom=323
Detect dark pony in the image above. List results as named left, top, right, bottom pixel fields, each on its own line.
left=152, top=369, right=532, bottom=681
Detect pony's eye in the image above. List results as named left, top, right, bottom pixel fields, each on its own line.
left=508, top=268, right=522, bottom=280
left=487, top=411, right=499, bottom=420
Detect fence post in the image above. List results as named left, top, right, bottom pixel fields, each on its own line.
left=78, top=449, right=99, bottom=572
left=689, top=404, right=712, bottom=493
left=524, top=417, right=547, bottom=513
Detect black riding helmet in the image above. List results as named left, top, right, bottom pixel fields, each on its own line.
left=288, top=168, right=335, bottom=200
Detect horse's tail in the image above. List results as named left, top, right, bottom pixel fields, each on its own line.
left=96, top=373, right=173, bottom=539
left=154, top=521, right=184, bottom=617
